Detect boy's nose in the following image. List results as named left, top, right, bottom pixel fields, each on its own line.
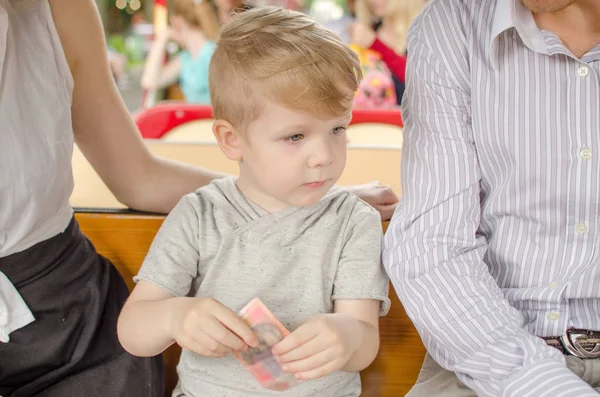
left=308, top=143, right=334, bottom=168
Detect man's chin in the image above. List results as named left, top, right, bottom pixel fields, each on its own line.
left=521, top=0, right=577, bottom=13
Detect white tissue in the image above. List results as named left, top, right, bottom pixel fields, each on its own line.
left=0, top=271, right=35, bottom=343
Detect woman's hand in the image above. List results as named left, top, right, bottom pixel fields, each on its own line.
left=347, top=181, right=399, bottom=221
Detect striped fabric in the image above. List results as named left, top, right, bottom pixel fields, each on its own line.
left=382, top=0, right=600, bottom=395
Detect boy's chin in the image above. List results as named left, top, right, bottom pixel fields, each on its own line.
left=289, top=192, right=328, bottom=208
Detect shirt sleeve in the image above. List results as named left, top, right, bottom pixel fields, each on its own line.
left=382, top=4, right=598, bottom=397
left=134, top=193, right=201, bottom=297
left=332, top=203, right=391, bottom=316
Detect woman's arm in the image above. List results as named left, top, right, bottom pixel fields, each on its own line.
left=140, top=29, right=182, bottom=91
left=51, top=0, right=399, bottom=217
left=50, top=0, right=225, bottom=213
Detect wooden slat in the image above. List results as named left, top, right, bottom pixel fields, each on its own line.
left=74, top=211, right=425, bottom=396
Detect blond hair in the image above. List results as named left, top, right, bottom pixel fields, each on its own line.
left=209, top=6, right=362, bottom=131
left=170, top=0, right=220, bottom=41
left=355, top=0, right=425, bottom=54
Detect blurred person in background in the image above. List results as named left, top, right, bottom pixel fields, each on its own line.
left=141, top=0, right=219, bottom=104
left=349, top=0, right=425, bottom=104
left=108, top=47, right=128, bottom=86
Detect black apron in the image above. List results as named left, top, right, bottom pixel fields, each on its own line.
left=0, top=217, right=164, bottom=397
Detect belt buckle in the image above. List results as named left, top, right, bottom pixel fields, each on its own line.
left=560, top=329, right=600, bottom=359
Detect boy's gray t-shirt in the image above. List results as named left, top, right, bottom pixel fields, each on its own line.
left=135, top=176, right=391, bottom=397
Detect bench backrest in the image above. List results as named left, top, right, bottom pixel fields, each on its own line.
left=70, top=141, right=402, bottom=209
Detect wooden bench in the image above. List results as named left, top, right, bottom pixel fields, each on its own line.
left=74, top=209, right=426, bottom=397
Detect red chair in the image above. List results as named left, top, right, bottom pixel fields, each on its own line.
left=134, top=104, right=402, bottom=139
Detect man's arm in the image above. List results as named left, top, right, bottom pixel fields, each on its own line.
left=383, top=4, right=597, bottom=397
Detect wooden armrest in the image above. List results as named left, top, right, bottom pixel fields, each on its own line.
left=74, top=210, right=425, bottom=396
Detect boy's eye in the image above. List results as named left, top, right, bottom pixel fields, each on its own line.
left=285, top=133, right=304, bottom=142
left=332, top=126, right=347, bottom=135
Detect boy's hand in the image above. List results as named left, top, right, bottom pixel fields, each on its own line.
left=170, top=297, right=259, bottom=358
left=271, top=314, right=360, bottom=380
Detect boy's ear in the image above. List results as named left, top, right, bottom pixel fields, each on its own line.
left=213, top=119, right=244, bottom=161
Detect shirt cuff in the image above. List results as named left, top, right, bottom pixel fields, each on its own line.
left=503, top=359, right=598, bottom=397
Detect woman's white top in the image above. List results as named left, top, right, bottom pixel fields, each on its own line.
left=0, top=0, right=74, bottom=341
left=0, top=0, right=75, bottom=258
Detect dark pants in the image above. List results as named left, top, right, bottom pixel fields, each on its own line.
left=0, top=218, right=164, bottom=397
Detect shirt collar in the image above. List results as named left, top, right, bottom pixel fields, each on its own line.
left=490, top=0, right=548, bottom=68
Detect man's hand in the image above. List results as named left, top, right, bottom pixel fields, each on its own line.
left=348, top=181, right=399, bottom=221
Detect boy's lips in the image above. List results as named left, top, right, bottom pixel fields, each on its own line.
left=303, top=180, right=326, bottom=189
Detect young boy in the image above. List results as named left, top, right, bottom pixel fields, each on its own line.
left=117, top=6, right=390, bottom=397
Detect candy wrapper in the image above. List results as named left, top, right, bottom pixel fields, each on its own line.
left=234, top=298, right=299, bottom=391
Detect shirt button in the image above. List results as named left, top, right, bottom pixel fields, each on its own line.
left=548, top=281, right=559, bottom=289
left=575, top=223, right=588, bottom=234
left=547, top=311, right=560, bottom=321
left=577, top=65, right=589, bottom=78
left=580, top=147, right=592, bottom=160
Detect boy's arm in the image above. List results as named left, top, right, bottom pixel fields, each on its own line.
left=118, top=281, right=257, bottom=357
left=117, top=280, right=185, bottom=356
left=116, top=193, right=199, bottom=357
left=333, top=299, right=381, bottom=372
left=273, top=205, right=389, bottom=380
left=329, top=207, right=388, bottom=372
left=272, top=299, right=381, bottom=380
left=116, top=194, right=257, bottom=358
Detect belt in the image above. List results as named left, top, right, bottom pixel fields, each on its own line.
left=542, top=328, right=600, bottom=359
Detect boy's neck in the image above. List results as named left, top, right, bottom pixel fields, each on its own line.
left=235, top=178, right=289, bottom=214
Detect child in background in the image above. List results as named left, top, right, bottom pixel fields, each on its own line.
left=118, top=6, right=390, bottom=397
left=141, top=0, right=219, bottom=104
left=349, top=0, right=425, bottom=104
